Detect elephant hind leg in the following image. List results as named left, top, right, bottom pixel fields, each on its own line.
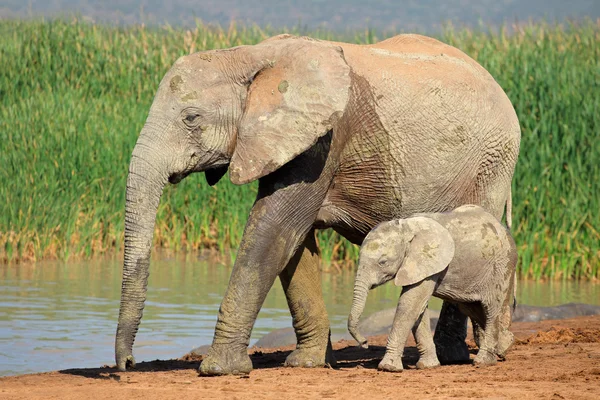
left=279, top=230, right=335, bottom=368
left=468, top=301, right=502, bottom=366
left=496, top=270, right=516, bottom=358
left=434, top=301, right=470, bottom=364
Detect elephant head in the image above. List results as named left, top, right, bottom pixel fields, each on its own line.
left=347, top=217, right=455, bottom=348
left=115, top=35, right=352, bottom=370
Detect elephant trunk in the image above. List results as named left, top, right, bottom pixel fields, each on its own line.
left=115, top=133, right=169, bottom=371
left=348, top=278, right=370, bottom=349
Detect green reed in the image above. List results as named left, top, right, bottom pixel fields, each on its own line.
left=0, top=18, right=598, bottom=279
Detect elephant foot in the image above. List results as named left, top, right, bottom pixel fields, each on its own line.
left=473, top=349, right=497, bottom=366
left=378, top=354, right=404, bottom=372
left=416, top=355, right=441, bottom=370
left=116, top=354, right=136, bottom=372
left=434, top=335, right=470, bottom=364
left=496, top=329, right=515, bottom=359
left=199, top=345, right=252, bottom=376
left=284, top=342, right=336, bottom=368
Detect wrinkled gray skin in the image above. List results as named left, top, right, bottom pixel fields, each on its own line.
left=348, top=205, right=518, bottom=372
left=116, top=33, right=521, bottom=375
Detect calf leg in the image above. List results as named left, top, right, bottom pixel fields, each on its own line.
left=380, top=278, right=437, bottom=372
left=279, top=231, right=334, bottom=368
left=412, top=308, right=441, bottom=369
left=496, top=273, right=516, bottom=358
left=473, top=304, right=501, bottom=366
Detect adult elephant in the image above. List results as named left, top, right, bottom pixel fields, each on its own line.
left=115, top=34, right=521, bottom=375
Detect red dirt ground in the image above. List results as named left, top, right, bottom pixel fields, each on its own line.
left=2, top=316, right=600, bottom=399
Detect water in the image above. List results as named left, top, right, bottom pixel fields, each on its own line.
left=1, top=254, right=599, bottom=377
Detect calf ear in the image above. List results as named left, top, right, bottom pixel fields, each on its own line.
left=229, top=37, right=351, bottom=185
left=394, top=217, right=455, bottom=287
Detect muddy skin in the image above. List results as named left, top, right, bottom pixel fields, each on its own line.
left=200, top=135, right=337, bottom=376
left=279, top=232, right=337, bottom=368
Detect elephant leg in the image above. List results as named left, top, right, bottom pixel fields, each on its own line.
left=473, top=308, right=500, bottom=366
left=413, top=308, right=440, bottom=370
left=198, top=203, right=314, bottom=376
left=472, top=319, right=485, bottom=349
left=380, top=278, right=436, bottom=372
left=496, top=275, right=516, bottom=358
left=434, top=301, right=470, bottom=364
left=279, top=230, right=334, bottom=368
left=199, top=146, right=332, bottom=376
left=496, top=303, right=514, bottom=358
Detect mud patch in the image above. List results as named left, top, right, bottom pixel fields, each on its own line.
left=517, top=326, right=600, bottom=345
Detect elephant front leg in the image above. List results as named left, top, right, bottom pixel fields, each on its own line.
left=199, top=159, right=331, bottom=376
left=199, top=208, right=312, bottom=376
left=279, top=230, right=335, bottom=368
left=434, top=301, right=470, bottom=364
left=380, top=279, right=436, bottom=372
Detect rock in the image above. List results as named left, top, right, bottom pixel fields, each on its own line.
left=357, top=308, right=396, bottom=336
left=512, top=303, right=600, bottom=323
left=332, top=332, right=353, bottom=342
left=189, top=344, right=211, bottom=356
left=253, top=327, right=296, bottom=348
left=357, top=307, right=441, bottom=336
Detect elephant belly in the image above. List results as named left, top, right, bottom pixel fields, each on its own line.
left=314, top=202, right=373, bottom=245
left=315, top=154, right=481, bottom=246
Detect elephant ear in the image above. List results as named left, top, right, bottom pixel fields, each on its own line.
left=394, top=217, right=455, bottom=287
left=229, top=38, right=351, bottom=185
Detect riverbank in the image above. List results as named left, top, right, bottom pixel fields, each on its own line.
left=2, top=315, right=599, bottom=399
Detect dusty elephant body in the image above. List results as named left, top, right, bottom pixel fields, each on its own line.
left=115, top=33, right=521, bottom=375
left=348, top=205, right=518, bottom=372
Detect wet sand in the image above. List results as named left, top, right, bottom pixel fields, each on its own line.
left=2, top=315, right=600, bottom=399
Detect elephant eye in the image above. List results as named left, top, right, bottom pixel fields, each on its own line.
left=378, top=257, right=388, bottom=266
left=184, top=114, right=200, bottom=123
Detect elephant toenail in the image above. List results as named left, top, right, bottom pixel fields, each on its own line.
left=305, top=361, right=313, bottom=367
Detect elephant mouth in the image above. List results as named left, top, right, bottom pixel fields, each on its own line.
left=168, top=172, right=188, bottom=185
left=168, top=164, right=229, bottom=186
left=204, top=164, right=229, bottom=186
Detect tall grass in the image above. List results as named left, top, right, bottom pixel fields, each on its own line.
left=0, top=18, right=598, bottom=279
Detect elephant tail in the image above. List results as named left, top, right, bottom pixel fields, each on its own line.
left=505, top=186, right=517, bottom=311
left=505, top=186, right=512, bottom=231
left=512, top=267, right=518, bottom=312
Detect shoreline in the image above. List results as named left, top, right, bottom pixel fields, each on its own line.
left=2, top=315, right=600, bottom=399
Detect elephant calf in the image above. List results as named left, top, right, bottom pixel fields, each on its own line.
left=348, top=205, right=517, bottom=372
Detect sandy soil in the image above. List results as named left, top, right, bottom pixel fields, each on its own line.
left=2, top=316, right=600, bottom=400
